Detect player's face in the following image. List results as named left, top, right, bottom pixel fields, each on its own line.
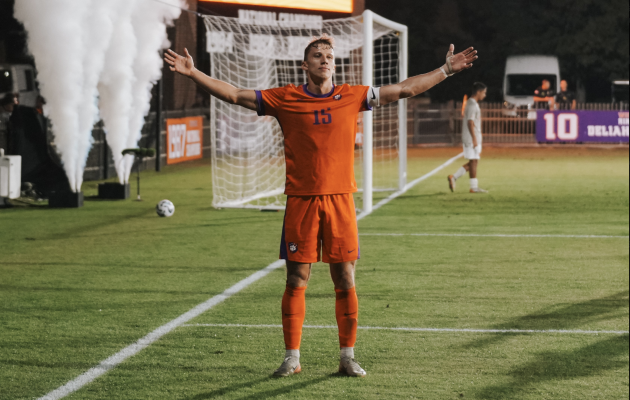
left=560, top=80, right=568, bottom=91
left=478, top=88, right=487, bottom=101
left=302, top=46, right=336, bottom=81
left=542, top=81, right=550, bottom=90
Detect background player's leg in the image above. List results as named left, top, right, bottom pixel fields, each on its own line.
left=469, top=160, right=487, bottom=193
left=469, top=159, right=478, bottom=179
left=330, top=261, right=365, bottom=376
left=448, top=163, right=469, bottom=191
left=469, top=160, right=478, bottom=191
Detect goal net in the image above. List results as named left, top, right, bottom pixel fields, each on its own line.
left=203, top=11, right=408, bottom=211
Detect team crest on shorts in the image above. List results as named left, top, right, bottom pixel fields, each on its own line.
left=289, top=242, right=298, bottom=253
left=334, top=94, right=342, bottom=100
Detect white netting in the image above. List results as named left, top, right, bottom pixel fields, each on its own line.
left=203, top=14, right=403, bottom=209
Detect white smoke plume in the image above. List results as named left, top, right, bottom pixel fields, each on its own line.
left=98, top=1, right=138, bottom=184
left=100, top=0, right=183, bottom=184
left=75, top=0, right=126, bottom=190
left=15, top=0, right=184, bottom=190
left=14, top=0, right=89, bottom=192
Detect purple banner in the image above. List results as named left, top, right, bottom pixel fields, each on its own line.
left=536, top=110, right=629, bottom=143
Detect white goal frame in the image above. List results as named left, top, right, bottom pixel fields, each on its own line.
left=205, top=10, right=408, bottom=213
left=361, top=10, right=408, bottom=214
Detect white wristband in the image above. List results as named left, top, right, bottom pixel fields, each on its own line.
left=439, top=66, right=449, bottom=78
left=367, top=86, right=380, bottom=108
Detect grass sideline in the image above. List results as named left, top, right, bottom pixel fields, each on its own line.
left=0, top=147, right=628, bottom=399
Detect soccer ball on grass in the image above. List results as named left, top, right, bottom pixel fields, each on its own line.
left=156, top=199, right=175, bottom=217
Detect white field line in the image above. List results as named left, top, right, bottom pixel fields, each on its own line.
left=37, top=260, right=286, bottom=400
left=360, top=233, right=629, bottom=239
left=357, top=152, right=464, bottom=220
left=183, top=323, right=629, bottom=336
left=38, top=154, right=463, bottom=399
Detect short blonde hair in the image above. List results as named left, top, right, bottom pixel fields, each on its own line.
left=303, top=34, right=335, bottom=61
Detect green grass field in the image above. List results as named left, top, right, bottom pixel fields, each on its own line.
left=1, top=147, right=628, bottom=400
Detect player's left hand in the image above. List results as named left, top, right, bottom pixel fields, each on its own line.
left=444, top=44, right=478, bottom=76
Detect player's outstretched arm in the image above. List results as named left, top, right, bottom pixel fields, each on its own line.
left=164, top=48, right=257, bottom=111
left=379, top=45, right=477, bottom=106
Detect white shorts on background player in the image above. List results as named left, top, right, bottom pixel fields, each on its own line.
left=463, top=144, right=482, bottom=160
left=462, top=98, right=482, bottom=160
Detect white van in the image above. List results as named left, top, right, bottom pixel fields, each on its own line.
left=503, top=55, right=561, bottom=114
left=0, top=64, right=39, bottom=108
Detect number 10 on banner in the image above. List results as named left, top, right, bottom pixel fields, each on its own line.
left=544, top=113, right=579, bottom=140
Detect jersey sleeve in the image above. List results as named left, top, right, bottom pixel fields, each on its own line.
left=353, top=85, right=373, bottom=112
left=255, top=87, right=287, bottom=117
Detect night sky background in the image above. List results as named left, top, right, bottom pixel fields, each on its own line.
left=365, top=0, right=629, bottom=102
left=1, top=0, right=628, bottom=102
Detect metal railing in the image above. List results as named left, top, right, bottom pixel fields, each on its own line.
left=409, top=100, right=629, bottom=145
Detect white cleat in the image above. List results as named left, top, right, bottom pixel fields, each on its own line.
left=339, top=357, right=367, bottom=377
left=273, top=356, right=301, bottom=377
left=470, top=187, right=489, bottom=193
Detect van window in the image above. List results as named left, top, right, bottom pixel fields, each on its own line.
left=17, top=69, right=28, bottom=92
left=507, top=74, right=557, bottom=96
left=0, top=70, right=11, bottom=93
left=24, top=69, right=34, bottom=91
left=612, top=83, right=629, bottom=103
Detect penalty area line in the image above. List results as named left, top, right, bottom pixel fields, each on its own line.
left=183, top=323, right=629, bottom=336
left=359, top=233, right=629, bottom=239
left=37, top=260, right=286, bottom=400
left=357, top=152, right=464, bottom=220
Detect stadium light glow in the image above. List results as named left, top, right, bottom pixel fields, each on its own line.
left=199, top=0, right=353, bottom=13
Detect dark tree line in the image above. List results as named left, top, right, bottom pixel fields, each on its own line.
left=366, top=0, right=629, bottom=102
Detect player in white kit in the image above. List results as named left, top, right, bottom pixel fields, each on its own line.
left=448, top=82, right=488, bottom=193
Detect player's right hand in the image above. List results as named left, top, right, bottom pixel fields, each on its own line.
left=444, top=44, right=477, bottom=75
left=164, top=48, right=195, bottom=77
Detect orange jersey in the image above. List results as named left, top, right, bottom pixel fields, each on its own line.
left=255, top=84, right=372, bottom=196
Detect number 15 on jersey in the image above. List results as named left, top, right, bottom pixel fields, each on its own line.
left=314, top=108, right=332, bottom=125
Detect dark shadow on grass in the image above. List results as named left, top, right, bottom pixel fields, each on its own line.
left=39, top=209, right=151, bottom=241
left=391, top=193, right=445, bottom=200
left=0, top=283, right=219, bottom=296
left=463, top=290, right=629, bottom=350
left=185, top=377, right=269, bottom=399
left=37, top=215, right=278, bottom=240
left=235, top=374, right=338, bottom=400
left=0, top=358, right=94, bottom=370
left=473, top=335, right=629, bottom=399
left=186, top=374, right=336, bottom=400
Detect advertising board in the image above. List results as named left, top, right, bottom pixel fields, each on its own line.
left=199, top=0, right=353, bottom=13
left=536, top=110, right=629, bottom=143
left=166, top=116, right=204, bottom=165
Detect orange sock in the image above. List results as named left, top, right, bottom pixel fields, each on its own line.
left=335, top=286, right=358, bottom=348
left=281, top=285, right=306, bottom=350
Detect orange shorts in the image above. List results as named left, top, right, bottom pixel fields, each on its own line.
left=280, top=193, right=360, bottom=264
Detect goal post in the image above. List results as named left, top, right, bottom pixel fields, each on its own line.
left=203, top=10, right=408, bottom=211
left=361, top=10, right=408, bottom=214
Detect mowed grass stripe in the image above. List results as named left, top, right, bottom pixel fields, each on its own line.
left=36, top=153, right=463, bottom=399
left=1, top=148, right=627, bottom=400
left=183, top=323, right=629, bottom=335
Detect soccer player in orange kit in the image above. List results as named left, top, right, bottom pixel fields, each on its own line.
left=165, top=35, right=477, bottom=377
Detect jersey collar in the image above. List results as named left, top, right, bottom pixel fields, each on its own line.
left=302, top=84, right=335, bottom=98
